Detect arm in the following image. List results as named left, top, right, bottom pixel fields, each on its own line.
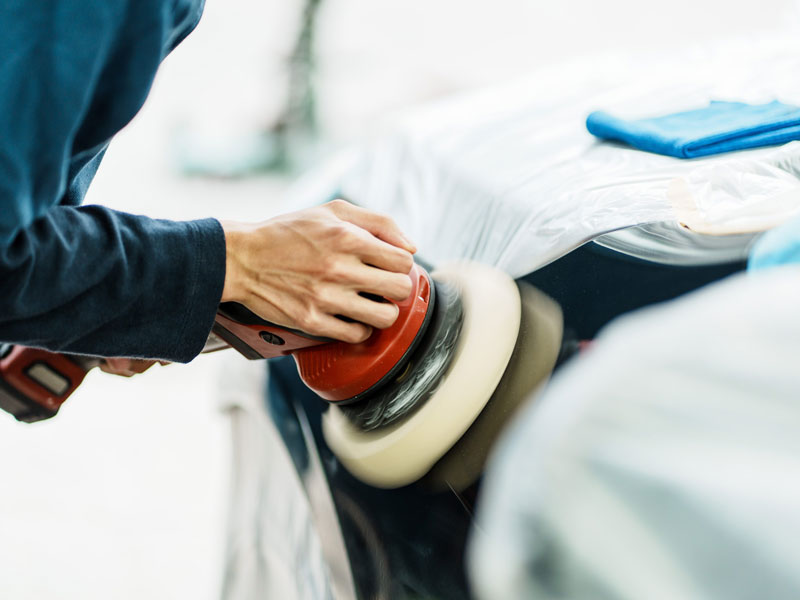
left=0, top=204, right=226, bottom=362
left=0, top=199, right=416, bottom=362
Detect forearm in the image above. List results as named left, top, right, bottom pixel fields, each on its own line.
left=0, top=204, right=226, bottom=362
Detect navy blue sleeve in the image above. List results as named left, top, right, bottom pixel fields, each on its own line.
left=0, top=0, right=224, bottom=362
left=0, top=207, right=226, bottom=362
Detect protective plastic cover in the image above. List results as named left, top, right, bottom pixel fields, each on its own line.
left=470, top=266, right=800, bottom=600
left=340, top=36, right=800, bottom=277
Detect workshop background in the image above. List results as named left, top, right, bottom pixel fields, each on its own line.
left=0, top=0, right=797, bottom=599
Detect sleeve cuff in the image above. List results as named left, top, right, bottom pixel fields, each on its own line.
left=168, top=217, right=227, bottom=362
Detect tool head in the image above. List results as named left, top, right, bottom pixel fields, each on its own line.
left=213, top=263, right=436, bottom=404
left=213, top=259, right=562, bottom=489
left=423, top=281, right=563, bottom=492
left=337, top=277, right=463, bottom=431
left=294, top=263, right=434, bottom=402
left=322, top=262, right=523, bottom=488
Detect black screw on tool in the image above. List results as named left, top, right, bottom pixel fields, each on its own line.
left=259, top=331, right=285, bottom=346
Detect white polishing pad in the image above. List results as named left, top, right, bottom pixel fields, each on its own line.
left=424, top=282, right=563, bottom=492
left=322, top=261, right=521, bottom=488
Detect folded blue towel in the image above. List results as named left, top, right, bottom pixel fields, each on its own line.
left=586, top=100, right=800, bottom=158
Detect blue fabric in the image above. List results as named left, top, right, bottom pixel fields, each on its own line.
left=586, top=101, right=800, bottom=159
left=0, top=0, right=226, bottom=362
left=748, top=215, right=800, bottom=271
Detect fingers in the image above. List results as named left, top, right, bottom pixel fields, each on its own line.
left=127, top=359, right=157, bottom=374
left=327, top=199, right=417, bottom=254
left=348, top=264, right=413, bottom=302
left=99, top=358, right=159, bottom=377
left=352, top=229, right=415, bottom=275
left=312, top=314, right=373, bottom=344
left=328, top=290, right=401, bottom=330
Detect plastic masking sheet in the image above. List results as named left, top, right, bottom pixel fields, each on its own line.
left=340, top=36, right=800, bottom=277
left=470, top=266, right=800, bottom=600
left=226, top=34, right=800, bottom=600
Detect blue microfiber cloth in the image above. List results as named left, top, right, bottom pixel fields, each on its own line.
left=586, top=100, right=800, bottom=158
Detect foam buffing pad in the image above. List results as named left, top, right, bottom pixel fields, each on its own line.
left=424, top=282, right=563, bottom=492
left=337, top=276, right=463, bottom=431
left=322, top=262, right=521, bottom=489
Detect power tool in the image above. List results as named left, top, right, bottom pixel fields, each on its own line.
left=0, top=262, right=566, bottom=489
left=0, top=263, right=433, bottom=423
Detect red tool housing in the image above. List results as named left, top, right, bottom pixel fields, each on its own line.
left=296, top=264, right=432, bottom=402
left=212, top=263, right=434, bottom=403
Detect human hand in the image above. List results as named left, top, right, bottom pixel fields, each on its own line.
left=220, top=199, right=417, bottom=343
left=99, top=358, right=167, bottom=377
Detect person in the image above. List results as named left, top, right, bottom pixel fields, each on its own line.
left=0, top=1, right=416, bottom=378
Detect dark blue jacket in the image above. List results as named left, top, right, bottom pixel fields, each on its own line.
left=0, top=0, right=226, bottom=362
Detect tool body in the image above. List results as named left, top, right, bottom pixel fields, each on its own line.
left=0, top=261, right=567, bottom=490
left=211, top=263, right=433, bottom=402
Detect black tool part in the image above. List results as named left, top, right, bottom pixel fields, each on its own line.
left=339, top=280, right=464, bottom=431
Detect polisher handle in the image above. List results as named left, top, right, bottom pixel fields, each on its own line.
left=212, top=302, right=332, bottom=360
left=0, top=344, right=100, bottom=423
left=0, top=303, right=330, bottom=422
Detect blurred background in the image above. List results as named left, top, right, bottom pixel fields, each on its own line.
left=0, top=0, right=798, bottom=598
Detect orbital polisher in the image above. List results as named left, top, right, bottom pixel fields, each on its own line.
left=0, top=262, right=564, bottom=489
left=200, top=260, right=564, bottom=490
